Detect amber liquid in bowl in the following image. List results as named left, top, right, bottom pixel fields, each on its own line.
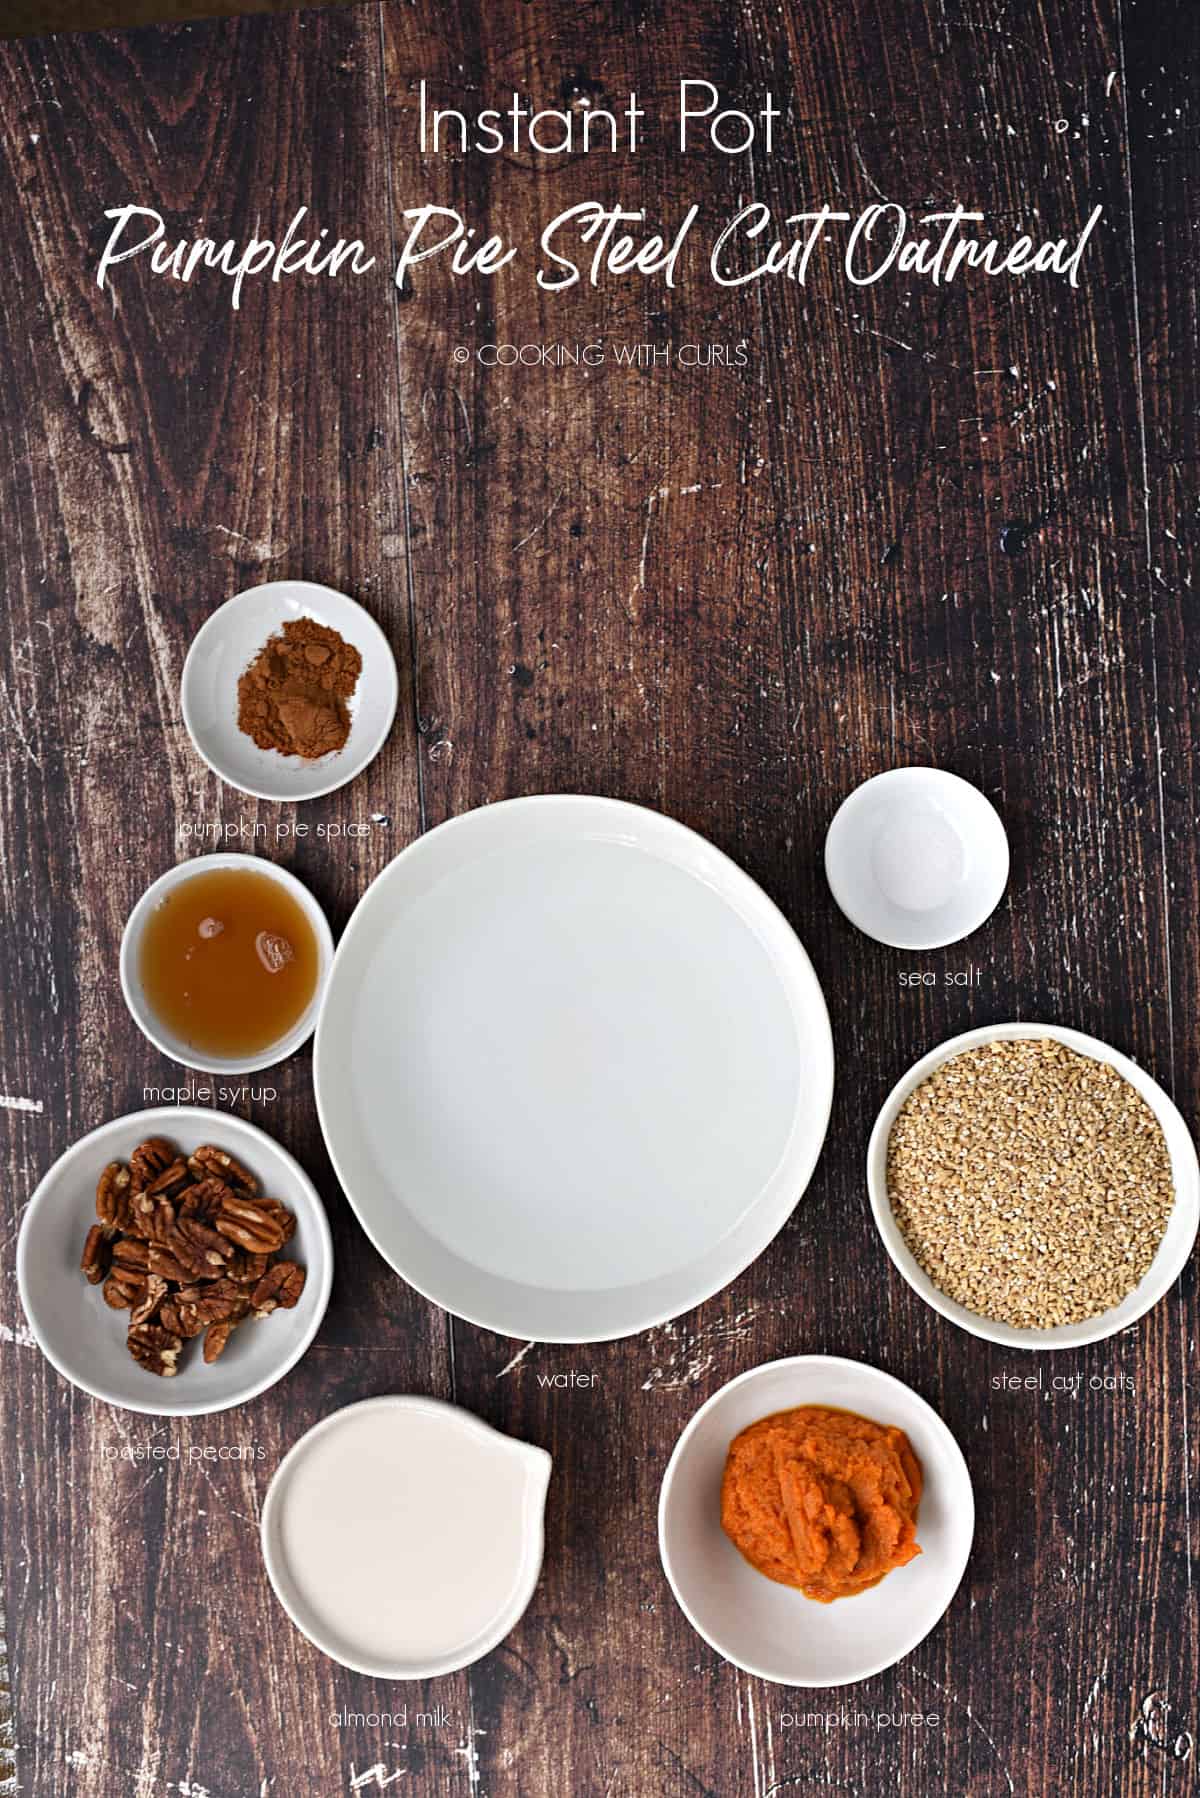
left=138, top=866, right=319, bottom=1058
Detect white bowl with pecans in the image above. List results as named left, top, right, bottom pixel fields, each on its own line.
left=867, top=1022, right=1200, bottom=1349
left=18, top=1107, right=333, bottom=1415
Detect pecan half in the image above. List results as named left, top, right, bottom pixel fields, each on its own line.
left=173, top=1214, right=231, bottom=1263
left=131, top=1192, right=177, bottom=1245
left=158, top=1299, right=207, bottom=1340
left=111, top=1238, right=150, bottom=1273
left=180, top=1178, right=231, bottom=1224
left=211, top=1287, right=251, bottom=1322
left=223, top=1247, right=270, bottom=1287
left=264, top=1199, right=296, bottom=1246
left=120, top=1204, right=154, bottom=1243
left=102, top=1267, right=144, bottom=1310
left=251, top=1261, right=306, bottom=1315
left=167, top=1285, right=249, bottom=1338
left=148, top=1217, right=229, bottom=1281
left=129, top=1137, right=177, bottom=1195
left=147, top=1242, right=199, bottom=1284
left=175, top=1277, right=247, bottom=1312
left=130, top=1274, right=168, bottom=1327
left=146, top=1159, right=190, bottom=1200
left=202, top=1316, right=242, bottom=1363
left=127, top=1322, right=182, bottom=1377
left=81, top=1224, right=112, bottom=1285
left=215, top=1194, right=288, bottom=1254
left=96, top=1162, right=134, bottom=1232
left=188, top=1145, right=257, bottom=1194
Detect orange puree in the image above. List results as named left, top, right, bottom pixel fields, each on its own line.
left=721, top=1406, right=922, bottom=1602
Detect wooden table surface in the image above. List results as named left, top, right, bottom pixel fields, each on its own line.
left=1, top=0, right=350, bottom=47
left=0, top=2, right=1196, bottom=1793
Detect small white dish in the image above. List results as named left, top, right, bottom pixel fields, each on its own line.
left=17, top=1107, right=333, bottom=1417
left=825, top=767, right=1009, bottom=950
left=658, top=1355, right=974, bottom=1687
left=180, top=578, right=399, bottom=802
left=868, top=1022, right=1200, bottom=1349
left=314, top=794, right=835, bottom=1341
left=261, top=1395, right=551, bottom=1679
left=120, top=852, right=334, bottom=1075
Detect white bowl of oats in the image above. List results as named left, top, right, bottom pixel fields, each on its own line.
left=867, top=1022, right=1199, bottom=1349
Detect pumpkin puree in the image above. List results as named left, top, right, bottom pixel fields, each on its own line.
left=721, top=1406, right=923, bottom=1602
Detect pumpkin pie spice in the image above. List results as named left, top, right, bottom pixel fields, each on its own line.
left=237, top=616, right=362, bottom=759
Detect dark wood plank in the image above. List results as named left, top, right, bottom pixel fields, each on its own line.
left=0, top=8, right=469, bottom=1795
left=0, top=0, right=359, bottom=46
left=382, top=2, right=1193, bottom=1795
left=1122, top=0, right=1200, bottom=1774
left=0, top=0, right=1193, bottom=1794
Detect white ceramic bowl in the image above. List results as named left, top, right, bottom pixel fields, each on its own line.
left=868, top=1022, right=1200, bottom=1349
left=180, top=579, right=399, bottom=802
left=120, top=852, right=334, bottom=1075
left=825, top=767, right=1009, bottom=950
left=17, top=1107, right=333, bottom=1417
left=314, top=794, right=834, bottom=1342
left=261, top=1396, right=551, bottom=1678
left=659, top=1355, right=974, bottom=1686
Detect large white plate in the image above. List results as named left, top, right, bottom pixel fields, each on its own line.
left=314, top=796, right=834, bottom=1340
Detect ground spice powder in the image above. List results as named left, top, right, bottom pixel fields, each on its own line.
left=237, top=616, right=362, bottom=760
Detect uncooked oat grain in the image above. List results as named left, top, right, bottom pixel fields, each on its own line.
left=885, top=1037, right=1174, bottom=1330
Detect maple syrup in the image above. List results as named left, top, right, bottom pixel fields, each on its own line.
left=139, top=865, right=319, bottom=1059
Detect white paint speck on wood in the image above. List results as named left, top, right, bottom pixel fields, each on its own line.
left=0, top=1605, right=16, bottom=1797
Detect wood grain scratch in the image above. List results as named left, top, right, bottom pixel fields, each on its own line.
left=0, top=1607, right=14, bottom=1798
